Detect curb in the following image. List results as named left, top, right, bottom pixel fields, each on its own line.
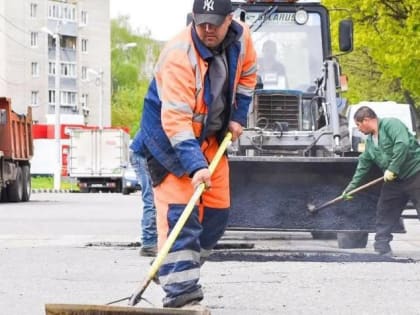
left=31, top=189, right=75, bottom=193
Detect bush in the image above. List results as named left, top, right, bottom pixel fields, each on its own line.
left=31, top=176, right=79, bottom=191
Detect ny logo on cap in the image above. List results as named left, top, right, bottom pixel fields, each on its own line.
left=203, top=0, right=215, bottom=12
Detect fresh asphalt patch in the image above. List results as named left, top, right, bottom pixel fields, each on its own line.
left=85, top=241, right=141, bottom=248
left=208, top=249, right=417, bottom=263
left=84, top=241, right=417, bottom=263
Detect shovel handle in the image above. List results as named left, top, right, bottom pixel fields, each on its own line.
left=128, top=132, right=233, bottom=306
left=312, top=176, right=383, bottom=213
left=346, top=176, right=383, bottom=196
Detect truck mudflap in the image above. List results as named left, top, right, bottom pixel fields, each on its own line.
left=228, top=156, right=404, bottom=233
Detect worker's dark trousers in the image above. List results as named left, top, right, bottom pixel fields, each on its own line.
left=375, top=171, right=420, bottom=253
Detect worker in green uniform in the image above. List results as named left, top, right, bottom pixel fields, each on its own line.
left=343, top=106, right=420, bottom=256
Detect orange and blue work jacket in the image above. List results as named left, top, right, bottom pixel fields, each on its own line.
left=131, top=20, right=257, bottom=182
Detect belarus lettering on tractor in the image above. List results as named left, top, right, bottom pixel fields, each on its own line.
left=226, top=0, right=405, bottom=248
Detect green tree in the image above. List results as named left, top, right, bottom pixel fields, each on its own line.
left=111, top=16, right=161, bottom=136
left=325, top=0, right=419, bottom=109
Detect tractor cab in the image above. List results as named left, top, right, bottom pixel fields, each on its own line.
left=234, top=2, right=326, bottom=92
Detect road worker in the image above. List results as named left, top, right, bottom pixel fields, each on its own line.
left=130, top=130, right=158, bottom=257
left=131, top=0, right=257, bottom=310
left=343, top=106, right=420, bottom=256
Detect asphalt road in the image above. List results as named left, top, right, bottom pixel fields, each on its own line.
left=1, top=192, right=420, bottom=315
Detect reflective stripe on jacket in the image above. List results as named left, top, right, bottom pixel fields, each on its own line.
left=131, top=20, right=257, bottom=178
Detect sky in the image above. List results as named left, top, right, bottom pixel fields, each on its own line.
left=110, top=0, right=195, bottom=41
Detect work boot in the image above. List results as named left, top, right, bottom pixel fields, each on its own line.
left=374, top=243, right=392, bottom=256
left=380, top=250, right=393, bottom=257
left=375, top=248, right=393, bottom=257
left=139, top=246, right=157, bottom=257
left=180, top=300, right=211, bottom=315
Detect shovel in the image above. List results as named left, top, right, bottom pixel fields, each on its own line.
left=307, top=176, right=383, bottom=214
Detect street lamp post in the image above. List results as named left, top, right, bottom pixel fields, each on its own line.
left=42, top=25, right=61, bottom=190
left=98, top=69, right=104, bottom=129
left=87, top=42, right=137, bottom=129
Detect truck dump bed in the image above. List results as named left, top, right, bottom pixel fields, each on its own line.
left=0, top=97, right=33, bottom=160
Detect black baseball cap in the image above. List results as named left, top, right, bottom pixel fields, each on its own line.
left=193, top=0, right=233, bottom=26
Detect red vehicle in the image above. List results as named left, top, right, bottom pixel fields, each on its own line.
left=0, top=97, right=33, bottom=202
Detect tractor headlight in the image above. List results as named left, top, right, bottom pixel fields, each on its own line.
left=295, top=8, right=308, bottom=25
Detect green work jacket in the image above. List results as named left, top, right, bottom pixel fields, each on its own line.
left=347, top=118, right=420, bottom=191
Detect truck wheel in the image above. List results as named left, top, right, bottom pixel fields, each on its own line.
left=337, top=232, right=369, bottom=249
left=116, top=181, right=122, bottom=193
left=7, top=166, right=23, bottom=202
left=21, top=165, right=31, bottom=202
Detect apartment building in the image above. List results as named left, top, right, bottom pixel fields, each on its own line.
left=0, top=0, right=110, bottom=126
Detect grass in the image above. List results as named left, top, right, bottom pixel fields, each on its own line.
left=31, top=176, right=79, bottom=191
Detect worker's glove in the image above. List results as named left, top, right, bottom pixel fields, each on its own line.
left=384, top=170, right=397, bottom=182
left=341, top=190, right=353, bottom=201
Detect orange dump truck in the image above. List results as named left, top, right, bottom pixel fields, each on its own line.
left=0, top=97, right=33, bottom=202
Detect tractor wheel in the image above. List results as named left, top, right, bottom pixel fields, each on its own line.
left=337, top=232, right=369, bottom=249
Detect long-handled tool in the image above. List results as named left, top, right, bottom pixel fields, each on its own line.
left=307, top=176, right=383, bottom=214
left=125, top=132, right=233, bottom=306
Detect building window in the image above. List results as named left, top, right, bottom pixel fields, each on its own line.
left=63, top=6, right=76, bottom=21
left=80, top=10, right=88, bottom=25
left=62, top=36, right=76, bottom=50
left=61, top=91, right=77, bottom=106
left=81, top=93, right=88, bottom=109
left=49, top=62, right=56, bottom=75
left=48, top=4, right=58, bottom=19
left=47, top=35, right=56, bottom=50
left=30, top=3, right=37, bottom=17
left=31, top=62, right=39, bottom=77
left=81, top=66, right=87, bottom=80
left=48, top=3, right=76, bottom=21
left=31, top=91, right=39, bottom=106
left=81, top=39, right=87, bottom=52
left=63, top=6, right=69, bottom=20
left=48, top=90, right=56, bottom=104
left=61, top=63, right=76, bottom=77
left=30, top=32, right=38, bottom=47
left=50, top=62, right=77, bottom=77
